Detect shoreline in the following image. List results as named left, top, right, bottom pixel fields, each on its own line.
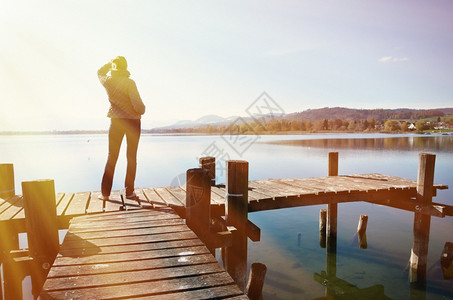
left=1, top=130, right=452, bottom=136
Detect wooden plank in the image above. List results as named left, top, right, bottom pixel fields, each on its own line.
left=132, top=284, right=247, bottom=300
left=166, top=186, right=186, bottom=203
left=56, top=193, right=73, bottom=216
left=70, top=210, right=179, bottom=227
left=41, top=272, right=236, bottom=299
left=249, top=180, right=293, bottom=198
left=48, top=253, right=217, bottom=278
left=0, top=196, right=22, bottom=217
left=290, top=177, right=351, bottom=194
left=332, top=176, right=389, bottom=192
left=85, top=191, right=104, bottom=214
left=143, top=188, right=167, bottom=208
left=210, top=186, right=227, bottom=205
left=104, top=190, right=123, bottom=212
left=58, top=238, right=204, bottom=257
left=44, top=262, right=224, bottom=291
left=278, top=178, right=330, bottom=196
left=0, top=196, right=23, bottom=221
left=64, top=224, right=190, bottom=241
left=69, top=215, right=182, bottom=233
left=120, top=188, right=141, bottom=210
left=64, top=192, right=90, bottom=216
left=154, top=187, right=184, bottom=207
left=0, top=197, right=7, bottom=209
left=265, top=179, right=319, bottom=195
left=53, top=245, right=211, bottom=267
left=135, top=188, right=153, bottom=209
left=59, top=230, right=197, bottom=249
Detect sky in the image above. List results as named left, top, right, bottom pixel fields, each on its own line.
left=0, top=0, right=452, bottom=131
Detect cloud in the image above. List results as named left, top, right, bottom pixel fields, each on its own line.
left=379, top=56, right=409, bottom=63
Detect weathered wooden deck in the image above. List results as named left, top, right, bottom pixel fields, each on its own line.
left=39, top=208, right=247, bottom=299
left=0, top=174, right=449, bottom=234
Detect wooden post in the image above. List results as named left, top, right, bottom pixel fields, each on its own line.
left=185, top=168, right=213, bottom=253
left=328, top=152, right=338, bottom=177
left=0, top=265, right=2, bottom=300
left=326, top=152, right=338, bottom=288
left=246, top=262, right=267, bottom=300
left=3, top=262, right=24, bottom=300
left=199, top=156, right=216, bottom=186
left=0, top=164, right=15, bottom=199
left=22, top=179, right=59, bottom=296
left=409, top=153, right=435, bottom=286
left=357, top=214, right=368, bottom=249
left=319, top=209, right=327, bottom=248
left=357, top=214, right=368, bottom=235
left=225, top=160, right=249, bottom=292
left=327, top=152, right=338, bottom=254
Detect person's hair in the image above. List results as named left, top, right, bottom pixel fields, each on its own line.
left=112, top=56, right=127, bottom=71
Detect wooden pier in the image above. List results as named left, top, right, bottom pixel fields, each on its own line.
left=0, top=174, right=449, bottom=231
left=0, top=153, right=451, bottom=299
left=39, top=208, right=247, bottom=299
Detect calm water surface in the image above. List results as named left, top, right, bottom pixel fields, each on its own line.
left=1, top=133, right=452, bottom=299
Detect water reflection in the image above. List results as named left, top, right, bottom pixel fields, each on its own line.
left=267, top=135, right=453, bottom=153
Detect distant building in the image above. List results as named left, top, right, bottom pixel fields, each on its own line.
left=408, top=123, right=416, bottom=130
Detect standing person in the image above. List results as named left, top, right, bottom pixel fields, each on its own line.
left=97, top=56, right=146, bottom=200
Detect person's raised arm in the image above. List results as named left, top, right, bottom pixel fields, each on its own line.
left=97, top=62, right=111, bottom=85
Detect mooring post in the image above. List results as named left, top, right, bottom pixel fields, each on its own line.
left=409, top=153, right=435, bottom=286
left=357, top=214, right=368, bottom=249
left=0, top=163, right=15, bottom=199
left=185, top=168, right=213, bottom=254
left=319, top=209, right=327, bottom=248
left=199, top=156, right=216, bottom=186
left=246, top=262, right=267, bottom=300
left=225, top=160, right=249, bottom=292
left=22, top=179, right=59, bottom=297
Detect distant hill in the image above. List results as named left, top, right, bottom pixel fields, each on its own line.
left=284, top=107, right=452, bottom=122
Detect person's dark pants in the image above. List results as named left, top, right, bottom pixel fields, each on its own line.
left=101, top=118, right=141, bottom=197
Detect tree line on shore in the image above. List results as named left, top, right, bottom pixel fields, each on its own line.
left=150, top=116, right=453, bottom=134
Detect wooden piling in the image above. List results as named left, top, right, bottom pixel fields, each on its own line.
left=328, top=152, right=338, bottom=177
left=199, top=156, right=216, bottom=186
left=356, top=214, right=368, bottom=249
left=246, top=262, right=267, bottom=300
left=409, top=153, right=435, bottom=285
left=326, top=152, right=338, bottom=284
left=357, top=214, right=368, bottom=236
left=185, top=168, right=213, bottom=253
left=225, top=160, right=249, bottom=292
left=3, top=261, right=24, bottom=300
left=357, top=214, right=368, bottom=235
left=327, top=152, right=338, bottom=253
left=22, top=179, right=59, bottom=295
left=0, top=164, right=15, bottom=199
left=319, top=209, right=327, bottom=248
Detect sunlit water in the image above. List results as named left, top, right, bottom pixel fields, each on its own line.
left=1, top=133, right=452, bottom=299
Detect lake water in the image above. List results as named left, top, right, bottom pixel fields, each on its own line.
left=1, top=133, right=452, bottom=299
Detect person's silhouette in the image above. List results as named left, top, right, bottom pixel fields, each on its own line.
left=97, top=56, right=146, bottom=200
